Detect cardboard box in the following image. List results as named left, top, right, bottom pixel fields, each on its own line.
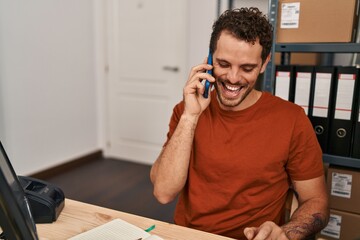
left=316, top=209, right=360, bottom=240
left=277, top=0, right=358, bottom=43
left=327, top=166, right=360, bottom=214
left=324, top=163, right=329, bottom=181
left=274, top=52, right=320, bottom=65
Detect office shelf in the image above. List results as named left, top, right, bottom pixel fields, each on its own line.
left=323, top=154, right=360, bottom=169
left=266, top=0, right=360, bottom=170
left=224, top=0, right=360, bottom=169
left=275, top=43, right=360, bottom=53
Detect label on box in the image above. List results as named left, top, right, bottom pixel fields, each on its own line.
left=331, top=172, right=352, bottom=198
left=320, top=214, right=342, bottom=239
left=280, top=2, right=300, bottom=29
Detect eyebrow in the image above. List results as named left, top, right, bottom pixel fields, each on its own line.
left=241, top=64, right=258, bottom=68
left=216, top=58, right=258, bottom=68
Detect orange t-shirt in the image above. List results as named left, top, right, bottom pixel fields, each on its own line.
left=165, top=91, right=324, bottom=239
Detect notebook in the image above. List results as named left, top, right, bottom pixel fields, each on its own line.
left=69, top=218, right=163, bottom=240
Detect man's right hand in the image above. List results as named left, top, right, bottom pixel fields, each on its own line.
left=183, top=60, right=215, bottom=119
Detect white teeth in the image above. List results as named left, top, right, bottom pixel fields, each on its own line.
left=225, top=84, right=241, bottom=91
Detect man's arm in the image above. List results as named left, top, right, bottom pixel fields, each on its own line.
left=150, top=61, right=214, bottom=204
left=282, top=175, right=329, bottom=238
left=150, top=114, right=198, bottom=204
left=244, top=175, right=329, bottom=240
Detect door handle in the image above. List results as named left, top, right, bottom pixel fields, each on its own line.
left=162, top=66, right=179, bottom=72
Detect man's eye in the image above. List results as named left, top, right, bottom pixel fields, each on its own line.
left=218, top=63, right=229, bottom=68
left=243, top=68, right=254, bottom=72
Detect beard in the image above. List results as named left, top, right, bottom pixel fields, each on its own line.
left=214, top=77, right=254, bottom=110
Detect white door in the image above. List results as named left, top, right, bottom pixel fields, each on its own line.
left=104, top=0, right=187, bottom=164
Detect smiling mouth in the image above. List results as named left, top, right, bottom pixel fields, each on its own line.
left=222, top=82, right=245, bottom=94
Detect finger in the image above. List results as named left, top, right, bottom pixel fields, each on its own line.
left=184, top=79, right=206, bottom=96
left=253, top=225, right=272, bottom=240
left=244, top=227, right=257, bottom=240
left=187, top=64, right=213, bottom=83
left=187, top=73, right=215, bottom=88
left=189, top=63, right=211, bottom=75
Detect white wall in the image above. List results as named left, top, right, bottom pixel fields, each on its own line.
left=0, top=0, right=272, bottom=175
left=0, top=0, right=223, bottom=175
left=187, top=0, right=218, bottom=69
left=233, top=0, right=269, bottom=12
left=0, top=0, right=99, bottom=175
left=187, top=0, right=270, bottom=69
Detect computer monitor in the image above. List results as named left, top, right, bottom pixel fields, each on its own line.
left=0, top=141, right=38, bottom=240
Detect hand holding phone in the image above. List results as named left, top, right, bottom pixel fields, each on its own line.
left=203, top=51, right=213, bottom=98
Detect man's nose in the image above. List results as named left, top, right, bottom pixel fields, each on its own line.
left=227, top=68, right=241, bottom=83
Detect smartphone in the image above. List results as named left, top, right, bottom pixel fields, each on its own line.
left=203, top=51, right=213, bottom=98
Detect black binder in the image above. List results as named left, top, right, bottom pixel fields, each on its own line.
left=293, top=66, right=314, bottom=115
left=274, top=65, right=295, bottom=102
left=308, top=66, right=336, bottom=153
left=351, top=73, right=360, bottom=159
left=328, top=67, right=359, bottom=157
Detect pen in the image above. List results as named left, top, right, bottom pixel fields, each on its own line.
left=145, top=224, right=156, bottom=232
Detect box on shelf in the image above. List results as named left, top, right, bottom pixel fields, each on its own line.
left=276, top=0, right=358, bottom=43
left=316, top=209, right=360, bottom=240
left=274, top=52, right=320, bottom=65
left=327, top=165, right=360, bottom=214
left=324, top=163, right=329, bottom=181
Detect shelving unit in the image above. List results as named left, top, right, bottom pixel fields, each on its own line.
left=265, top=0, right=360, bottom=169
left=224, top=0, right=360, bottom=169
left=263, top=0, right=278, bottom=93
left=275, top=43, right=360, bottom=53
left=323, top=154, right=360, bottom=169
left=264, top=42, right=360, bottom=93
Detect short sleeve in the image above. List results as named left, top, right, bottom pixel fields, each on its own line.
left=163, top=101, right=185, bottom=147
left=286, top=108, right=324, bottom=181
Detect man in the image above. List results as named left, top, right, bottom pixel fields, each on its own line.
left=150, top=7, right=329, bottom=240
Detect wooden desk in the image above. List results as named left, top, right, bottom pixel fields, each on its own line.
left=37, top=199, right=234, bottom=240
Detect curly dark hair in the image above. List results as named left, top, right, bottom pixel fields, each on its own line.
left=209, top=7, right=273, bottom=63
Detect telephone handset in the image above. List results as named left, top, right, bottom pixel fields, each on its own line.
left=203, top=51, right=213, bottom=98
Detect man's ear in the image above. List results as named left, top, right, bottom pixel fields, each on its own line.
left=260, top=53, right=271, bottom=73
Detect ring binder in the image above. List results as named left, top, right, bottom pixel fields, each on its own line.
left=308, top=66, right=336, bottom=153
left=328, top=67, right=359, bottom=157
left=274, top=65, right=295, bottom=102
left=293, top=66, right=314, bottom=115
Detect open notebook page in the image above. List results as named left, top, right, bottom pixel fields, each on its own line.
left=69, top=219, right=163, bottom=240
